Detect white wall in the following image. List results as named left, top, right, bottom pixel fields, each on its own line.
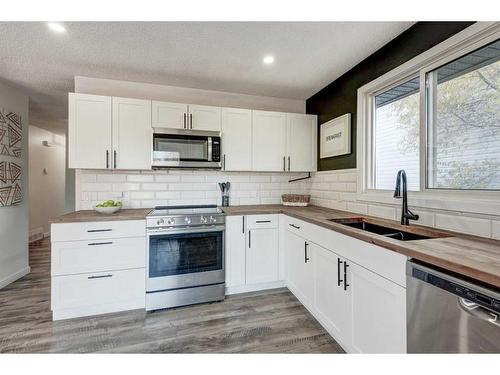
left=309, top=169, right=500, bottom=239
left=28, top=125, right=66, bottom=239
left=0, top=81, right=29, bottom=289
left=74, top=76, right=305, bottom=113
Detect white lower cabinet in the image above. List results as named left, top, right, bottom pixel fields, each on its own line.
left=284, top=218, right=407, bottom=353
left=285, top=230, right=314, bottom=307
left=246, top=226, right=279, bottom=284
left=349, top=262, right=406, bottom=353
left=312, top=244, right=351, bottom=348
left=51, top=220, right=146, bottom=320
left=225, top=215, right=246, bottom=289
left=225, top=214, right=283, bottom=294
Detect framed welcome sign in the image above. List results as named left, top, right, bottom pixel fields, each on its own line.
left=319, top=113, right=351, bottom=159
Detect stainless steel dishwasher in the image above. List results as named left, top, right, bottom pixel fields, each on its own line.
left=407, top=260, right=500, bottom=353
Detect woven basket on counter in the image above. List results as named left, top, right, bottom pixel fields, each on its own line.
left=281, top=194, right=311, bottom=207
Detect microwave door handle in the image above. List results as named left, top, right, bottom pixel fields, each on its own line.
left=207, top=137, right=213, bottom=162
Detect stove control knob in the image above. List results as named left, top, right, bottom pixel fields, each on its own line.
left=157, top=218, right=165, bottom=226
left=200, top=216, right=208, bottom=224
left=209, top=216, right=217, bottom=223
left=167, top=218, right=175, bottom=225
left=184, top=217, right=192, bottom=225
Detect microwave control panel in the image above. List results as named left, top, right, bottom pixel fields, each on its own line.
left=212, top=138, right=221, bottom=162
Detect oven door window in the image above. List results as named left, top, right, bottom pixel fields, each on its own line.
left=153, top=134, right=208, bottom=161
left=149, top=231, right=223, bottom=277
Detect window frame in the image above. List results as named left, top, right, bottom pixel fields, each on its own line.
left=357, top=22, right=500, bottom=216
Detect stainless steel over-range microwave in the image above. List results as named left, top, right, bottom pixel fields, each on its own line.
left=152, top=128, right=221, bottom=169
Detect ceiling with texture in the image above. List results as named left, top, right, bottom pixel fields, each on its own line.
left=0, top=22, right=414, bottom=134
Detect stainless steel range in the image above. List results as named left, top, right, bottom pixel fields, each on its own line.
left=146, top=205, right=225, bottom=311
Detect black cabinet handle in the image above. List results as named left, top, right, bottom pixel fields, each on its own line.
left=113, top=150, right=117, bottom=168
left=242, top=216, right=245, bottom=234
left=106, top=150, right=109, bottom=168
left=288, top=156, right=291, bottom=171
left=289, top=224, right=300, bottom=229
left=223, top=154, right=226, bottom=170
left=88, top=274, right=113, bottom=280
left=87, top=229, right=112, bottom=233
left=337, top=258, right=343, bottom=286
left=190, top=113, right=193, bottom=129
left=248, top=230, right=251, bottom=248
left=256, top=220, right=271, bottom=223
left=88, top=241, right=113, bottom=246
left=344, top=261, right=350, bottom=291
left=283, top=156, right=285, bottom=171
left=304, top=241, right=310, bottom=263
left=184, top=113, right=187, bottom=129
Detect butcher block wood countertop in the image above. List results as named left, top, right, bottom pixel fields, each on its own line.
left=222, top=205, right=500, bottom=288
left=51, top=208, right=152, bottom=223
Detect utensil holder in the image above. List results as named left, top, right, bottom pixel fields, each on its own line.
left=222, top=195, right=230, bottom=207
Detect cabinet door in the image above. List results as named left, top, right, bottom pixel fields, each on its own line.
left=225, top=215, right=246, bottom=288
left=221, top=107, right=252, bottom=171
left=252, top=110, right=286, bottom=171
left=112, top=97, right=152, bottom=170
left=246, top=227, right=279, bottom=284
left=188, top=104, right=221, bottom=131
left=151, top=101, right=188, bottom=129
left=286, top=113, right=317, bottom=172
left=68, top=93, right=112, bottom=169
left=285, top=231, right=314, bottom=307
left=349, top=261, right=406, bottom=353
left=313, top=244, right=351, bottom=348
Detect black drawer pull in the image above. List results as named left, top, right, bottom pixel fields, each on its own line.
left=87, top=229, right=112, bottom=233
left=337, top=258, right=343, bottom=286
left=344, top=262, right=350, bottom=291
left=289, top=224, right=300, bottom=229
left=88, top=242, right=113, bottom=246
left=88, top=274, right=113, bottom=280
left=256, top=220, right=271, bottom=223
left=304, top=241, right=310, bottom=263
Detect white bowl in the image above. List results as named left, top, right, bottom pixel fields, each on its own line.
left=94, top=206, right=121, bottom=214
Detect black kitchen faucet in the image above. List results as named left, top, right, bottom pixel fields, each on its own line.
left=393, top=169, right=419, bottom=225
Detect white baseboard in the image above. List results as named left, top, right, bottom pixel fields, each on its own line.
left=226, top=280, right=285, bottom=295
left=0, top=266, right=30, bottom=290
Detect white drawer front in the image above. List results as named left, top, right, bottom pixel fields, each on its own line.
left=284, top=215, right=312, bottom=238
left=51, top=220, right=145, bottom=242
left=246, top=214, right=279, bottom=229
left=51, top=268, right=145, bottom=313
left=51, top=237, right=146, bottom=276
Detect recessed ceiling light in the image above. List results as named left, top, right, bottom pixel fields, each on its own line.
left=47, top=22, right=66, bottom=33
left=263, top=55, right=275, bottom=65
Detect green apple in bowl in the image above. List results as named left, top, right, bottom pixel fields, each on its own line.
left=94, top=200, right=123, bottom=214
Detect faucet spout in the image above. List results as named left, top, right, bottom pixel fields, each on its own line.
left=394, top=169, right=419, bottom=225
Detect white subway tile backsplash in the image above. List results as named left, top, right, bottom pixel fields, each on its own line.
left=96, top=174, right=127, bottom=182
left=81, top=183, right=112, bottom=192
left=155, top=175, right=181, bottom=183
left=130, top=192, right=155, bottom=199
left=112, top=183, right=140, bottom=191
left=181, top=175, right=206, bottom=183
left=368, top=205, right=396, bottom=220
left=141, top=183, right=168, bottom=191
left=435, top=213, right=491, bottom=237
left=127, top=174, right=155, bottom=182
left=492, top=221, right=500, bottom=240
left=346, top=202, right=368, bottom=215
left=155, top=191, right=182, bottom=199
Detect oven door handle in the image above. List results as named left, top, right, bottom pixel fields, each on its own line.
left=147, top=225, right=225, bottom=235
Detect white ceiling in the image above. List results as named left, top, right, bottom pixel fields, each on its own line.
left=0, top=22, right=414, bottom=134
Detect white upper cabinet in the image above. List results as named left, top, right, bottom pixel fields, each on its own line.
left=151, top=101, right=188, bottom=129
left=188, top=104, right=221, bottom=131
left=68, top=93, right=112, bottom=169
left=112, top=97, right=152, bottom=170
left=221, top=107, right=252, bottom=171
left=286, top=113, right=317, bottom=172
left=252, top=110, right=287, bottom=172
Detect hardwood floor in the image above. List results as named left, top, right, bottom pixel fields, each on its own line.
left=0, top=238, right=344, bottom=353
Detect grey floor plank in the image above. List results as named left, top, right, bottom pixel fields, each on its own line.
left=0, top=238, right=344, bottom=354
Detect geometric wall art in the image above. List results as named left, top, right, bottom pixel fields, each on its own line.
left=0, top=108, right=22, bottom=206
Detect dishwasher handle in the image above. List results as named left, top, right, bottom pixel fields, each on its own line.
left=459, top=298, right=500, bottom=327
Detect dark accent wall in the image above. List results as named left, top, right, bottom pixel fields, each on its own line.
left=306, top=22, right=475, bottom=171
